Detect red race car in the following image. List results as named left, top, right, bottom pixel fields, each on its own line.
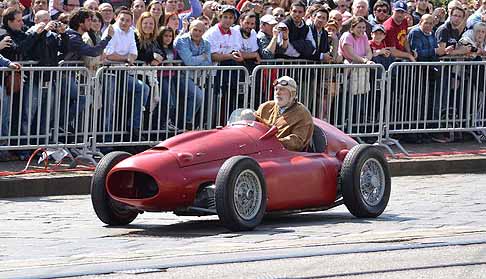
left=91, top=109, right=391, bottom=231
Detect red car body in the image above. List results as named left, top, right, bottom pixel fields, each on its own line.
left=105, top=118, right=357, bottom=213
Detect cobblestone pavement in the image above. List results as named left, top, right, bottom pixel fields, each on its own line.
left=1, top=174, right=486, bottom=278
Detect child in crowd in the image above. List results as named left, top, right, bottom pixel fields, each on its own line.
left=369, top=24, right=394, bottom=69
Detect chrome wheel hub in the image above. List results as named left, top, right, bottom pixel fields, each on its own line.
left=233, top=170, right=262, bottom=220
left=359, top=158, right=386, bottom=207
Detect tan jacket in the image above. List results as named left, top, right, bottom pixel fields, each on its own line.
left=255, top=100, right=314, bottom=152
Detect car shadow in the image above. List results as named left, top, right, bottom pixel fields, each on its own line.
left=116, top=212, right=415, bottom=238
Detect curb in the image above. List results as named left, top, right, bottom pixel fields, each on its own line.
left=2, top=156, right=486, bottom=198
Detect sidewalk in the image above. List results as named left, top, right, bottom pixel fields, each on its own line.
left=1, top=140, right=486, bottom=198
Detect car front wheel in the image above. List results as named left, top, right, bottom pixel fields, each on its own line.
left=340, top=144, right=391, bottom=218
left=91, top=151, right=138, bottom=225
left=215, top=156, right=267, bottom=231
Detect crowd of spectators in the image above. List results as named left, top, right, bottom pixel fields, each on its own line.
left=0, top=0, right=486, bottom=159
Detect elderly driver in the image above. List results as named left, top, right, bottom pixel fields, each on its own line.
left=255, top=76, right=314, bottom=152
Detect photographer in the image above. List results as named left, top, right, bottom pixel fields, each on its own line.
left=256, top=14, right=288, bottom=59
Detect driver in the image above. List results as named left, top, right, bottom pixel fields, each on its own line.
left=255, top=76, right=314, bottom=152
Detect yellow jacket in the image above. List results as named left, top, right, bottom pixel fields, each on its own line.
left=255, top=100, right=314, bottom=152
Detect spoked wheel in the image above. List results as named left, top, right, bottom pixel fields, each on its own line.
left=215, top=156, right=267, bottom=231
left=340, top=144, right=391, bottom=218
left=91, top=151, right=138, bottom=225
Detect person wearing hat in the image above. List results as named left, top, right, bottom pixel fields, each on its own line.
left=203, top=5, right=244, bottom=65
left=369, top=24, right=394, bottom=69
left=254, top=76, right=314, bottom=152
left=383, top=0, right=417, bottom=61
left=257, top=14, right=288, bottom=59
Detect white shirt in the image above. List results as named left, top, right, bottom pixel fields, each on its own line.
left=234, top=26, right=259, bottom=53
left=102, top=23, right=138, bottom=57
left=203, top=24, right=243, bottom=55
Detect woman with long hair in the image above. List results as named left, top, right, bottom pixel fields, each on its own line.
left=147, top=0, right=165, bottom=28
left=135, top=12, right=161, bottom=65
left=156, top=27, right=203, bottom=130
left=165, top=12, right=180, bottom=34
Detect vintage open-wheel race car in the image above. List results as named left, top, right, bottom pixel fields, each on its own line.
left=91, top=109, right=391, bottom=231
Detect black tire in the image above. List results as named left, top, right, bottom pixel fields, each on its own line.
left=91, top=151, right=138, bottom=225
left=215, top=156, right=267, bottom=231
left=340, top=144, right=391, bottom=218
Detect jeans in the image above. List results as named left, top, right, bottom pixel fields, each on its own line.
left=160, top=75, right=203, bottom=124
left=57, top=74, right=86, bottom=132
left=125, top=75, right=149, bottom=130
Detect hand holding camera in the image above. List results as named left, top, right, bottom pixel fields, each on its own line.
left=0, top=36, right=13, bottom=50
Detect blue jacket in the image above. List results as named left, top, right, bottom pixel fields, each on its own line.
left=0, top=54, right=11, bottom=67
left=408, top=26, right=439, bottom=61
left=174, top=33, right=212, bottom=66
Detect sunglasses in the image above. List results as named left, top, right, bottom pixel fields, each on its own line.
left=274, top=13, right=285, bottom=17
left=375, top=8, right=388, bottom=13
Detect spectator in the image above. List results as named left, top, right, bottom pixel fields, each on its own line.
left=102, top=9, right=149, bottom=137
left=329, top=9, right=343, bottom=35
left=48, top=0, right=64, bottom=19
left=238, top=0, right=264, bottom=31
left=157, top=26, right=202, bottom=129
left=165, top=0, right=202, bottom=31
left=325, top=19, right=341, bottom=60
left=134, top=11, right=160, bottom=65
left=174, top=19, right=211, bottom=66
left=82, top=11, right=104, bottom=72
left=0, top=8, right=36, bottom=63
left=368, top=0, right=390, bottom=26
left=432, top=7, right=446, bottom=32
left=341, top=0, right=371, bottom=38
left=83, top=0, right=97, bottom=11
left=339, top=16, right=373, bottom=64
left=203, top=5, right=243, bottom=66
left=236, top=12, right=260, bottom=71
left=201, top=0, right=218, bottom=26
left=98, top=2, right=114, bottom=33
left=272, top=7, right=286, bottom=23
left=130, top=0, right=145, bottom=25
left=23, top=0, right=48, bottom=28
left=147, top=0, right=164, bottom=28
left=436, top=6, right=469, bottom=57
left=257, top=14, right=287, bottom=59
left=165, top=12, right=180, bottom=33
left=459, top=21, right=486, bottom=58
left=335, top=0, right=351, bottom=21
left=369, top=24, right=394, bottom=68
left=63, top=0, right=80, bottom=14
left=368, top=0, right=391, bottom=15
left=197, top=15, right=211, bottom=29
left=309, top=6, right=332, bottom=62
left=412, top=0, right=431, bottom=26
left=467, top=0, right=486, bottom=29
left=281, top=1, right=316, bottom=59
left=409, top=14, right=444, bottom=61
left=0, top=54, right=21, bottom=159
left=103, top=0, right=130, bottom=10
left=383, top=1, right=416, bottom=61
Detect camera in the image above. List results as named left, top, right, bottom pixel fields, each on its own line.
left=471, top=46, right=478, bottom=53
left=247, top=3, right=255, bottom=8
left=211, top=4, right=223, bottom=11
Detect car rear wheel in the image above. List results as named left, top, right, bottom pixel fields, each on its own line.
left=215, top=156, right=267, bottom=231
left=340, top=144, right=391, bottom=218
left=91, top=151, right=138, bottom=225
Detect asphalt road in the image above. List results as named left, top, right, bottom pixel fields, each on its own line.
left=1, top=174, right=486, bottom=279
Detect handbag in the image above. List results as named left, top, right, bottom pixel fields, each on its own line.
left=5, top=71, right=22, bottom=96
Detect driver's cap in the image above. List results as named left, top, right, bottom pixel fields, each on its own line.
left=275, top=76, right=297, bottom=98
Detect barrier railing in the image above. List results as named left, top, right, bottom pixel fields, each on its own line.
left=2, top=61, right=486, bottom=159
left=91, top=65, right=249, bottom=150
left=384, top=61, right=486, bottom=154
left=251, top=64, right=387, bottom=143
left=0, top=67, right=92, bottom=156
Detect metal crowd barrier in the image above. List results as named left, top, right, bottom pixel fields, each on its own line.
left=384, top=61, right=486, bottom=154
left=92, top=65, right=249, bottom=150
left=251, top=63, right=387, bottom=143
left=0, top=67, right=92, bottom=156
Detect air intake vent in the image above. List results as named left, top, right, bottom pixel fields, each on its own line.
left=109, top=171, right=159, bottom=199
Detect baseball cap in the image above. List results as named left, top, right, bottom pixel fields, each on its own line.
left=220, top=5, right=239, bottom=19
left=393, top=1, right=407, bottom=12
left=260, top=14, right=278, bottom=25
left=371, top=24, right=386, bottom=33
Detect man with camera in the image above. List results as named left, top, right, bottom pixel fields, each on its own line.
left=256, top=14, right=288, bottom=59
left=280, top=1, right=316, bottom=59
